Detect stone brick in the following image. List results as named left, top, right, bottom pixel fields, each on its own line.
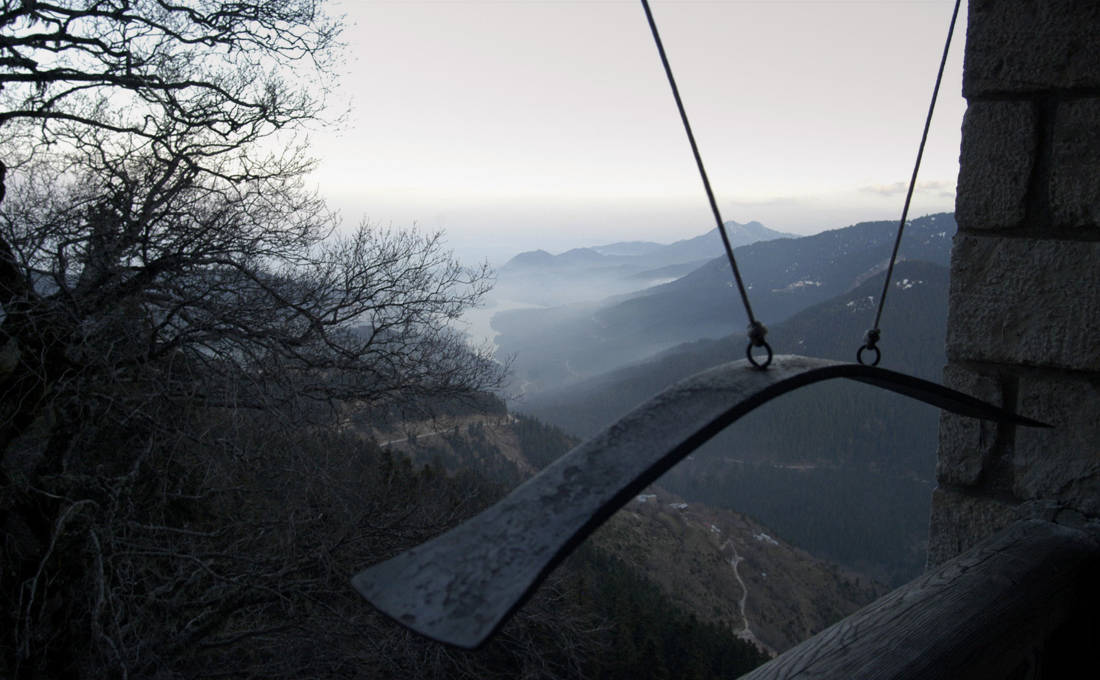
left=964, top=0, right=1100, bottom=96
left=1016, top=499, right=1096, bottom=533
left=955, top=101, right=1035, bottom=231
left=926, top=488, right=1019, bottom=568
left=1013, top=372, right=1100, bottom=516
left=946, top=235, right=1100, bottom=372
left=1050, top=98, right=1100, bottom=229
left=936, top=364, right=1006, bottom=486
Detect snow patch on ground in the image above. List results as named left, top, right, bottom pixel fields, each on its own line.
left=753, top=532, right=779, bottom=546
left=846, top=295, right=876, bottom=312
left=773, top=279, right=822, bottom=292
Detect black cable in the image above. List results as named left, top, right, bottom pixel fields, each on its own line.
left=639, top=0, right=771, bottom=368
left=860, top=0, right=963, bottom=366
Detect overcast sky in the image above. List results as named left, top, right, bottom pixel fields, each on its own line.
left=309, top=0, right=967, bottom=263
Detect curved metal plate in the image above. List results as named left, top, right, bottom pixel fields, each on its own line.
left=351, top=355, right=1046, bottom=649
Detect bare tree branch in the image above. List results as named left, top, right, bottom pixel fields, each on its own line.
left=0, top=4, right=540, bottom=677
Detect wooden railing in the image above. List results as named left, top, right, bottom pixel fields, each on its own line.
left=739, top=519, right=1099, bottom=680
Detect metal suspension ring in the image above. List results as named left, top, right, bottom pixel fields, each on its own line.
left=858, top=328, right=881, bottom=366
left=857, top=344, right=881, bottom=367
left=746, top=341, right=773, bottom=369
left=746, top=321, right=772, bottom=369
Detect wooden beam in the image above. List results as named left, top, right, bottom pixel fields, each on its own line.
left=739, top=519, right=1099, bottom=680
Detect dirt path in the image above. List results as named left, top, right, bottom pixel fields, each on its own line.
left=376, top=414, right=509, bottom=447
left=378, top=429, right=447, bottom=447
left=722, top=538, right=767, bottom=652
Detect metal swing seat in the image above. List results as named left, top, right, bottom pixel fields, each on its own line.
left=352, top=355, right=1043, bottom=648
left=350, top=0, right=1045, bottom=652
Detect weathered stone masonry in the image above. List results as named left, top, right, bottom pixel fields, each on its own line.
left=928, top=0, right=1100, bottom=566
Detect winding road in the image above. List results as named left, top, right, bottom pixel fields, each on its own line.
left=722, top=538, right=767, bottom=652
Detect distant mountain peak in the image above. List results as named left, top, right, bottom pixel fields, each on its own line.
left=502, top=220, right=794, bottom=274
left=501, top=249, right=555, bottom=269
left=556, top=247, right=606, bottom=264
left=720, top=220, right=795, bottom=241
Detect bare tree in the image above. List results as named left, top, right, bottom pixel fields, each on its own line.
left=0, top=0, right=347, bottom=445
left=0, top=0, right=507, bottom=457
left=0, top=0, right=338, bottom=161
left=0, top=0, right=341, bottom=336
left=33, top=409, right=599, bottom=679
left=0, top=3, right=522, bottom=676
left=0, top=98, right=510, bottom=680
left=1, top=141, right=502, bottom=422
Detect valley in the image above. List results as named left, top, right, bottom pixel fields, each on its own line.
left=494, top=214, right=954, bottom=395
left=368, top=402, right=885, bottom=657
left=358, top=212, right=957, bottom=666
left=475, top=214, right=956, bottom=587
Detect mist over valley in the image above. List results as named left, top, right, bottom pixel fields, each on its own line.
left=463, top=213, right=957, bottom=586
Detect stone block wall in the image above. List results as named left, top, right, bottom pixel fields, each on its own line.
left=928, top=0, right=1100, bottom=567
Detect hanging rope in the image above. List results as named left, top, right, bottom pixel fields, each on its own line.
left=640, top=0, right=772, bottom=369
left=859, top=0, right=962, bottom=367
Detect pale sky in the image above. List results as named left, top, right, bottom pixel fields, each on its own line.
left=309, top=0, right=967, bottom=263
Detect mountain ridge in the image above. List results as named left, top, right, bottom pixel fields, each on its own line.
left=495, top=213, right=955, bottom=395
left=514, top=259, right=951, bottom=584
left=501, top=220, right=795, bottom=272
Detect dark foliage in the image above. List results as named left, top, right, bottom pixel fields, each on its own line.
left=0, top=3, right=515, bottom=676
left=512, top=414, right=579, bottom=471
left=575, top=547, right=769, bottom=680
left=662, top=460, right=932, bottom=586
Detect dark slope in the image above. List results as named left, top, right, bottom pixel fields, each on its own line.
left=519, top=260, right=949, bottom=447
left=517, top=260, right=951, bottom=585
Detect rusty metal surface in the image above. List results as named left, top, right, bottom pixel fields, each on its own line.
left=351, top=355, right=1045, bottom=649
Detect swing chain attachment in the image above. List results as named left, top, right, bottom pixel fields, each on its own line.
left=641, top=0, right=772, bottom=371
left=746, top=321, right=773, bottom=369
left=858, top=328, right=882, bottom=367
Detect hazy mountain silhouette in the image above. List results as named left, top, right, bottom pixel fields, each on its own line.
left=502, top=220, right=794, bottom=273
left=496, top=213, right=955, bottom=395
left=492, top=220, right=795, bottom=308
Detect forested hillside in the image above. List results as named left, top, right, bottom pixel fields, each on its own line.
left=522, top=260, right=948, bottom=457
left=367, top=406, right=775, bottom=678
left=520, top=260, right=951, bottom=583
left=590, top=490, right=885, bottom=654
left=378, top=404, right=885, bottom=659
